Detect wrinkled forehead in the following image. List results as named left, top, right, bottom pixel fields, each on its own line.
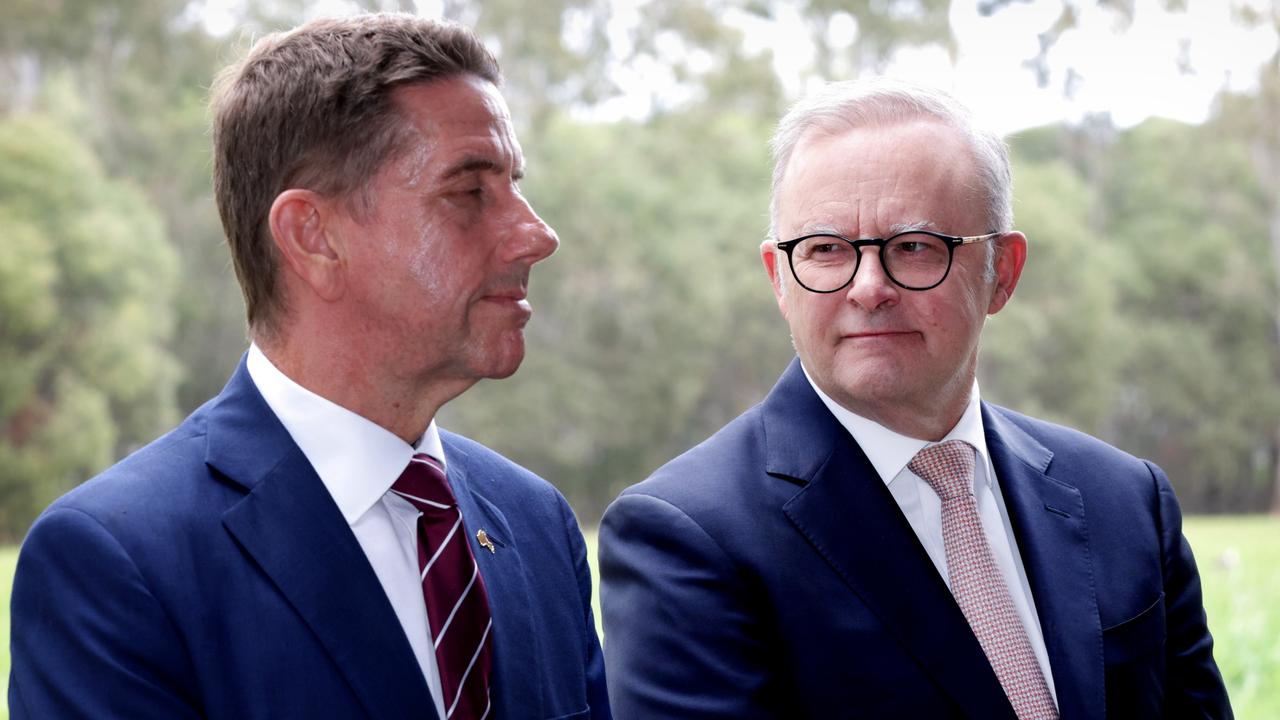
left=777, top=120, right=983, bottom=236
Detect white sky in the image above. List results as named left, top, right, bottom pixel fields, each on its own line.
left=943, top=0, right=1278, bottom=133
left=199, top=0, right=1279, bottom=135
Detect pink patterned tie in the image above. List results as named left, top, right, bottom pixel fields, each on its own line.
left=909, top=440, right=1058, bottom=720
left=391, top=454, right=493, bottom=720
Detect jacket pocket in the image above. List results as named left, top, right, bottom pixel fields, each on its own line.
left=545, top=707, right=590, bottom=720
left=1102, top=592, right=1165, bottom=663
left=1102, top=593, right=1166, bottom=718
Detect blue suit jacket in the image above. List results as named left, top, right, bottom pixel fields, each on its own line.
left=599, top=358, right=1230, bottom=719
left=10, top=358, right=610, bottom=720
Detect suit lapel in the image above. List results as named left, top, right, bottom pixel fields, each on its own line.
left=771, top=360, right=1016, bottom=718
left=983, top=404, right=1104, bottom=719
left=441, top=436, right=541, bottom=719
left=209, top=358, right=437, bottom=720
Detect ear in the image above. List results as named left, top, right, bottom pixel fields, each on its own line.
left=268, top=189, right=346, bottom=303
left=986, top=231, right=1026, bottom=315
left=760, top=240, right=790, bottom=319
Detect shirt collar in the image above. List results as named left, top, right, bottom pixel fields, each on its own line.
left=800, top=362, right=990, bottom=488
left=246, top=343, right=446, bottom=525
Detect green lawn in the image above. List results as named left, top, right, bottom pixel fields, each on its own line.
left=2, top=545, right=15, bottom=720
left=3, top=517, right=1275, bottom=718
left=1183, top=515, right=1280, bottom=719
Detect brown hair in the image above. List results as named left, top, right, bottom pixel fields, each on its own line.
left=210, top=13, right=501, bottom=336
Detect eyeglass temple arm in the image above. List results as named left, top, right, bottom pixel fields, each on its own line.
left=956, top=231, right=1003, bottom=245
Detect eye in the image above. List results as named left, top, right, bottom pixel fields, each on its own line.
left=449, top=186, right=485, bottom=206
left=797, top=238, right=852, bottom=260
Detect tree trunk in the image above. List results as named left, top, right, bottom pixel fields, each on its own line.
left=3, top=54, right=42, bottom=114
left=1258, top=38, right=1280, bottom=514
left=1271, top=199, right=1280, bottom=514
left=1271, top=424, right=1280, bottom=514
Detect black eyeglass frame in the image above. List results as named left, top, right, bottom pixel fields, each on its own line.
left=773, top=229, right=1003, bottom=293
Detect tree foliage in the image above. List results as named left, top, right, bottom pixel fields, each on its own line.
left=983, top=0, right=1280, bottom=511
left=987, top=116, right=1280, bottom=512
left=981, top=150, right=1124, bottom=435
left=1107, top=117, right=1279, bottom=510
left=1, top=0, right=1278, bottom=538
left=0, top=105, right=180, bottom=538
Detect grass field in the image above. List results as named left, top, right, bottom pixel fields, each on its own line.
left=2, top=517, right=1275, bottom=718
left=2, top=545, right=14, bottom=720
left=1182, top=516, right=1280, bottom=719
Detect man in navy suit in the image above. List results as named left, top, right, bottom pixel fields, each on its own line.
left=10, top=14, right=608, bottom=720
left=599, top=78, right=1231, bottom=718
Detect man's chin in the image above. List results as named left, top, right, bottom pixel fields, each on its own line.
left=818, top=360, right=906, bottom=405
left=475, top=337, right=526, bottom=380
left=484, top=362, right=522, bottom=380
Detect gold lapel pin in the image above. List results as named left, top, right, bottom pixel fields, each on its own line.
left=476, top=529, right=496, bottom=554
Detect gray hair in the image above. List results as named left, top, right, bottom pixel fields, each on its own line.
left=768, top=78, right=1014, bottom=242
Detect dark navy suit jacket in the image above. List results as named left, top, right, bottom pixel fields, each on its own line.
left=9, top=358, right=610, bottom=720
left=599, top=358, right=1230, bottom=719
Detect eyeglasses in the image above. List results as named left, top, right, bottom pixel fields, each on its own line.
left=773, top=230, right=1001, bottom=293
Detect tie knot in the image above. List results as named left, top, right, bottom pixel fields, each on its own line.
left=908, top=439, right=976, bottom=501
left=391, top=453, right=456, bottom=512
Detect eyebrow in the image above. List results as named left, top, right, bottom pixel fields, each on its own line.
left=888, top=220, right=936, bottom=234
left=794, top=222, right=843, bottom=237
left=440, top=155, right=526, bottom=182
left=792, top=219, right=938, bottom=239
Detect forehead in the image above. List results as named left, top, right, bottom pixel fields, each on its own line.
left=389, top=75, right=521, bottom=176
left=777, top=119, right=982, bottom=236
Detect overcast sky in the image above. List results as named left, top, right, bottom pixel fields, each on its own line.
left=201, top=0, right=1279, bottom=135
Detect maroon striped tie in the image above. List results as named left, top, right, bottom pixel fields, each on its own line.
left=392, top=454, right=493, bottom=720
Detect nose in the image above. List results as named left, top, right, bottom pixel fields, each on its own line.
left=503, top=195, right=559, bottom=265
left=845, top=247, right=899, bottom=311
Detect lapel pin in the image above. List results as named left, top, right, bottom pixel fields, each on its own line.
left=476, top=529, right=496, bottom=554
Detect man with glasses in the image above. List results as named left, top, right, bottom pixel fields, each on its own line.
left=598, top=78, right=1231, bottom=718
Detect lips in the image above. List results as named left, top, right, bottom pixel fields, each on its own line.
left=483, top=289, right=528, bottom=302
left=843, top=330, right=913, bottom=339
left=838, top=330, right=920, bottom=349
left=480, top=290, right=532, bottom=321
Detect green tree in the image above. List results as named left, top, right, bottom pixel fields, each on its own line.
left=983, top=0, right=1280, bottom=512
left=0, top=109, right=180, bottom=538
left=3, top=0, right=248, bottom=416
left=1105, top=117, right=1279, bottom=511
left=992, top=116, right=1279, bottom=512
left=1223, top=0, right=1280, bottom=512
left=982, top=144, right=1125, bottom=436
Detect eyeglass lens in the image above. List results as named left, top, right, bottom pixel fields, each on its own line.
left=789, top=232, right=952, bottom=291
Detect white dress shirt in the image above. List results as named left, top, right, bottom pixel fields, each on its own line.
left=246, top=344, right=449, bottom=720
left=802, top=365, right=1059, bottom=705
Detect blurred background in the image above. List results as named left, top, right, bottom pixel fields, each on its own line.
left=1, top=0, right=1278, bottom=714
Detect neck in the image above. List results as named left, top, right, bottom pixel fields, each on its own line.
left=256, top=329, right=472, bottom=445
left=823, top=366, right=976, bottom=443
left=863, top=390, right=969, bottom=442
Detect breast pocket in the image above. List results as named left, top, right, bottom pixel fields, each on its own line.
left=545, top=708, right=590, bottom=720
left=1102, top=593, right=1166, bottom=718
